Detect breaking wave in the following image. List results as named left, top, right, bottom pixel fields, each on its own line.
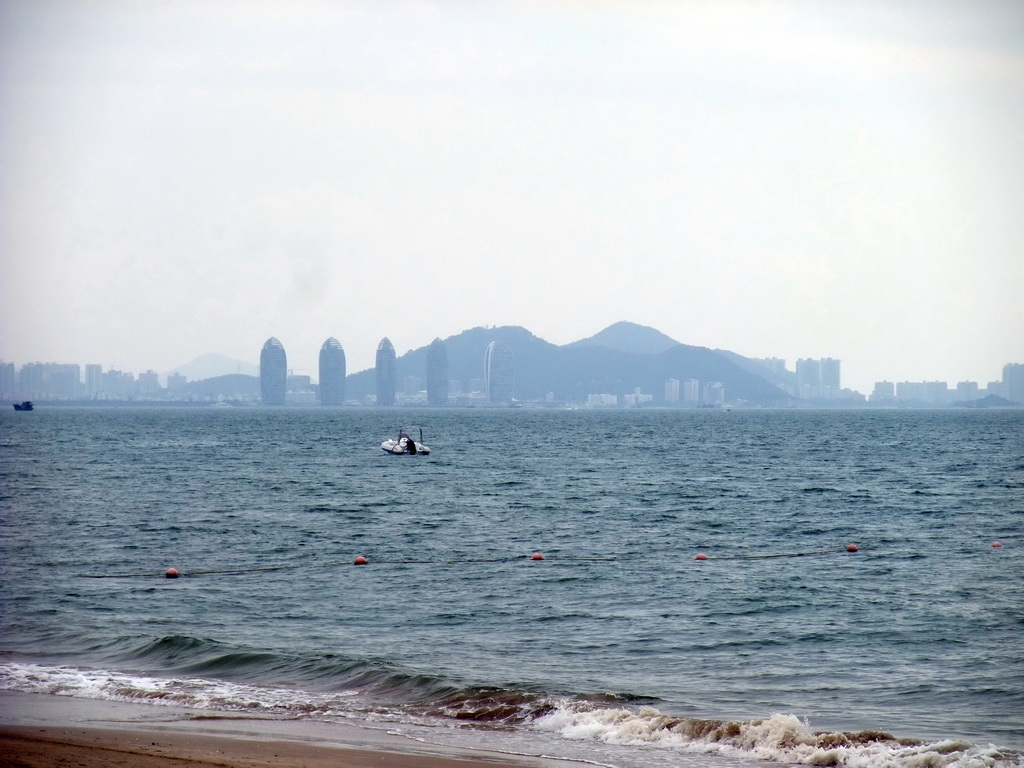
left=533, top=704, right=1023, bottom=768
left=2, top=661, right=1020, bottom=767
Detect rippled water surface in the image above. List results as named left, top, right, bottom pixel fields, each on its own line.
left=1, top=406, right=1022, bottom=767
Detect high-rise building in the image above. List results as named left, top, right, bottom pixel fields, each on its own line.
left=260, top=337, right=287, bottom=405
left=955, top=381, right=979, bottom=402
left=1004, top=363, right=1024, bottom=404
left=375, top=337, right=396, bottom=406
left=924, top=381, right=950, bottom=404
left=896, top=380, right=949, bottom=404
left=820, top=358, right=841, bottom=391
left=665, top=378, right=680, bottom=403
left=683, top=379, right=700, bottom=403
left=795, top=358, right=821, bottom=398
left=318, top=338, right=346, bottom=405
left=17, top=362, right=79, bottom=399
left=19, top=363, right=44, bottom=398
left=85, top=364, right=103, bottom=398
left=102, top=369, right=136, bottom=400
left=703, top=381, right=725, bottom=406
left=49, top=364, right=81, bottom=399
left=796, top=357, right=841, bottom=399
left=426, top=338, right=449, bottom=406
left=484, top=341, right=514, bottom=404
left=870, top=381, right=895, bottom=404
left=137, top=370, right=161, bottom=394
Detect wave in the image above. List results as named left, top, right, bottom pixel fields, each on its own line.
left=0, top=661, right=359, bottom=716
left=532, top=705, right=1024, bottom=768
left=2, top=660, right=1020, bottom=767
left=20, top=634, right=461, bottom=703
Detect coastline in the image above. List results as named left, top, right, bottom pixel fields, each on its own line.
left=0, top=691, right=570, bottom=768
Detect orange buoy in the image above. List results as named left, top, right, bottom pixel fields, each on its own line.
left=695, top=553, right=708, bottom=561
left=354, top=555, right=368, bottom=565
left=531, top=552, right=544, bottom=560
left=846, top=544, right=859, bottom=552
left=165, top=568, right=179, bottom=579
left=993, top=542, right=1002, bottom=548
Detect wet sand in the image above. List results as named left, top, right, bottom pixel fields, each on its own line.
left=0, top=692, right=565, bottom=768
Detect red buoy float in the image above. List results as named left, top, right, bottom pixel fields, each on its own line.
left=354, top=555, right=367, bottom=565
left=531, top=552, right=544, bottom=560
left=846, top=544, right=859, bottom=552
left=165, top=568, right=179, bottom=579
left=993, top=542, right=1002, bottom=548
left=695, top=553, right=708, bottom=561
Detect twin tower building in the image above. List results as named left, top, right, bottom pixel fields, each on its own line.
left=259, top=335, right=478, bottom=406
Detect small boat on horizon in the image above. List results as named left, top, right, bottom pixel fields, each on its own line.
left=12, top=401, right=33, bottom=411
left=381, top=426, right=430, bottom=455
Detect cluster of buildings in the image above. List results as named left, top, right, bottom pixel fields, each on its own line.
left=660, top=379, right=725, bottom=407
left=257, top=336, right=514, bottom=407
left=0, top=361, right=188, bottom=402
left=868, top=366, right=1024, bottom=405
left=3, top=346, right=1022, bottom=407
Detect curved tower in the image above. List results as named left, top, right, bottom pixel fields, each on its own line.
left=318, top=338, right=346, bottom=405
left=260, top=337, right=287, bottom=405
left=484, top=341, right=514, bottom=404
left=426, top=337, right=449, bottom=407
left=375, top=337, right=396, bottom=406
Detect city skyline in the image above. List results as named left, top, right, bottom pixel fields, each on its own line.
left=3, top=327, right=1022, bottom=405
left=2, top=2, right=1021, bottom=397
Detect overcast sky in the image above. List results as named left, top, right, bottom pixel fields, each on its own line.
left=2, top=0, right=1022, bottom=393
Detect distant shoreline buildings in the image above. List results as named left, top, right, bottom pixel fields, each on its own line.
left=425, top=338, right=448, bottom=407
left=374, top=338, right=397, bottom=407
left=259, top=337, right=287, bottom=406
left=318, top=338, right=346, bottom=406
left=3, top=340, right=1022, bottom=408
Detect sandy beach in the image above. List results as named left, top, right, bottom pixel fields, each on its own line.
left=0, top=692, right=567, bottom=768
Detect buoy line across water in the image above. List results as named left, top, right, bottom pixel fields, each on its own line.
left=695, top=545, right=870, bottom=561
left=72, top=545, right=915, bottom=579
left=82, top=554, right=620, bottom=579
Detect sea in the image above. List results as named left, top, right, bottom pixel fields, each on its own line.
left=1, top=406, right=1022, bottom=768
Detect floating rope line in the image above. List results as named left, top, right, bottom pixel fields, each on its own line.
left=82, top=554, right=619, bottom=578
left=357, top=556, right=619, bottom=564
left=84, top=564, right=303, bottom=579
left=696, top=546, right=872, bottom=561
left=83, top=548, right=873, bottom=579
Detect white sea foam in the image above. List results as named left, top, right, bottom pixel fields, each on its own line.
left=532, top=703, right=1023, bottom=768
left=0, top=662, right=357, bottom=716
left=3, top=663, right=1021, bottom=768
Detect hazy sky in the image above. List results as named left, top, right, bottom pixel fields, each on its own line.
left=2, top=0, right=1022, bottom=393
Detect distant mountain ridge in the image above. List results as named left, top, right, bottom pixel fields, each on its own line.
left=342, top=322, right=789, bottom=405
left=182, top=323, right=791, bottom=405
left=166, top=353, right=258, bottom=382
left=182, top=373, right=260, bottom=399
left=567, top=321, right=681, bottom=355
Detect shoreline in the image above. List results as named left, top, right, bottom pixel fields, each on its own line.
left=0, top=691, right=570, bottom=768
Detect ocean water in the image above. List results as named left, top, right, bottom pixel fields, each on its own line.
left=1, top=406, right=1022, bottom=768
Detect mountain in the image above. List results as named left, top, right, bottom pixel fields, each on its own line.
left=715, top=348, right=795, bottom=388
left=344, top=323, right=790, bottom=405
left=345, top=326, right=563, bottom=401
left=567, top=321, right=681, bottom=355
left=167, top=353, right=258, bottom=382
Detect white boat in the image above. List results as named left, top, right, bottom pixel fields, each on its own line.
left=381, top=427, right=430, bottom=455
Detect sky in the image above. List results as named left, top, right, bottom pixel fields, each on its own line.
left=2, top=0, right=1022, bottom=394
